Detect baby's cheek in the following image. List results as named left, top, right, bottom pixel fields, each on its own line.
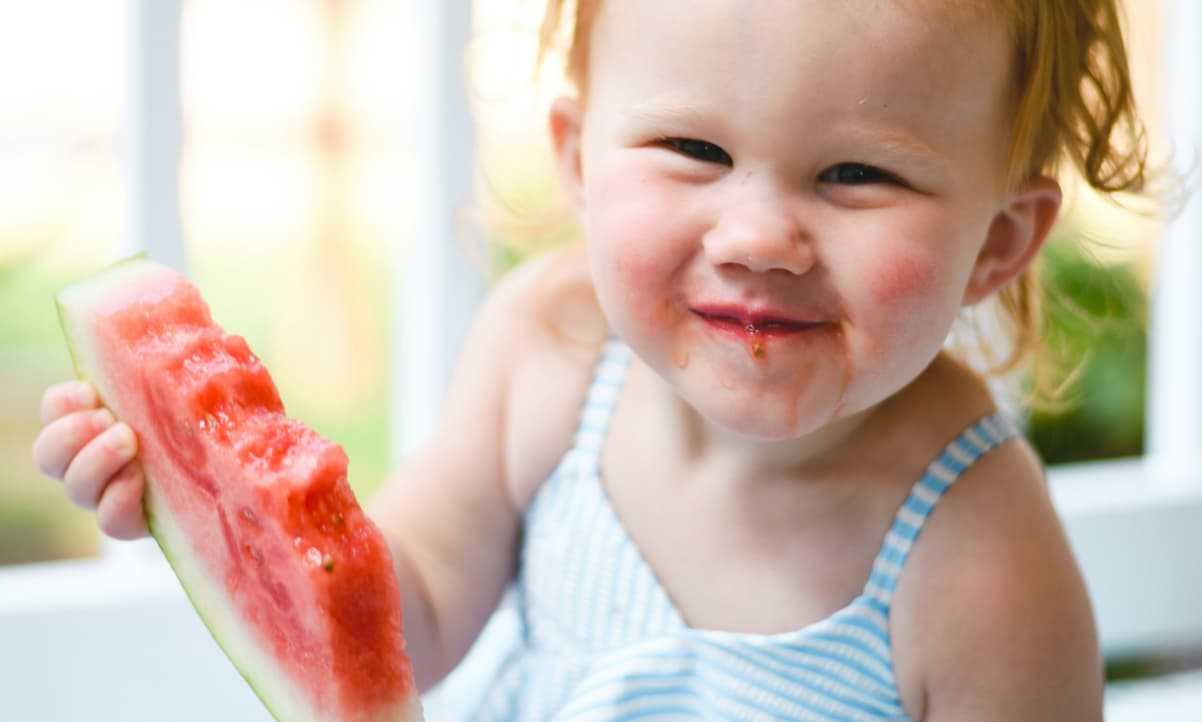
left=609, top=251, right=680, bottom=329
left=868, top=253, right=939, bottom=312
left=592, top=224, right=658, bottom=292
left=586, top=213, right=677, bottom=327
left=590, top=183, right=677, bottom=292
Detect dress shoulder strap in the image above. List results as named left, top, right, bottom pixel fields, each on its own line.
left=863, top=412, right=1021, bottom=610
left=569, top=337, right=632, bottom=464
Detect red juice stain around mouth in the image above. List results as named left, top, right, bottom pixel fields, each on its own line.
left=696, top=310, right=821, bottom=361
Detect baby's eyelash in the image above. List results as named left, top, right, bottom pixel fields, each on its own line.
left=657, top=138, right=733, bottom=166
left=818, top=163, right=899, bottom=185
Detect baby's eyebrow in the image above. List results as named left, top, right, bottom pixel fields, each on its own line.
left=840, top=126, right=942, bottom=164
left=626, top=102, right=713, bottom=127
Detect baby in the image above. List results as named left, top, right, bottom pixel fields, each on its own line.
left=36, top=0, right=1150, bottom=719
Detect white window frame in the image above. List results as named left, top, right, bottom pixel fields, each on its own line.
left=1, top=0, right=1199, bottom=718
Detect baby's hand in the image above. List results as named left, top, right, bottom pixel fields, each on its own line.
left=32, top=380, right=147, bottom=540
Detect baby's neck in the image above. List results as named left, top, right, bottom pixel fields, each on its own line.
left=626, top=351, right=995, bottom=491
left=629, top=359, right=885, bottom=484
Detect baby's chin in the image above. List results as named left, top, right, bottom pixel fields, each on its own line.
left=685, top=388, right=844, bottom=444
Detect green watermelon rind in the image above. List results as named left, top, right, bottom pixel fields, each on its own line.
left=55, top=257, right=423, bottom=722
left=144, top=481, right=319, bottom=722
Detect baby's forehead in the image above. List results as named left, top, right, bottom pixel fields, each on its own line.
left=585, top=0, right=1012, bottom=102
left=870, top=0, right=1008, bottom=24
left=584, top=0, right=1010, bottom=61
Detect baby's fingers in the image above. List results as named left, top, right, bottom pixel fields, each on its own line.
left=33, top=407, right=118, bottom=481
left=96, top=462, right=148, bottom=540
left=61, top=422, right=139, bottom=510
left=40, top=380, right=99, bottom=424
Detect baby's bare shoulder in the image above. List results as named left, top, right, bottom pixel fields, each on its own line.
left=889, top=437, right=1102, bottom=720
left=490, top=248, right=610, bottom=509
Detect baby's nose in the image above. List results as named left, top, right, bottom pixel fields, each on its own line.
left=701, top=199, right=814, bottom=275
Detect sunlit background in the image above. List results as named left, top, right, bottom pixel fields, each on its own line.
left=0, top=0, right=1168, bottom=579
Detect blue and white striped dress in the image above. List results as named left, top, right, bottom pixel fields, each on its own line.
left=470, top=339, right=1020, bottom=721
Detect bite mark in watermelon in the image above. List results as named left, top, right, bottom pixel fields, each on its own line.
left=56, top=257, right=422, bottom=722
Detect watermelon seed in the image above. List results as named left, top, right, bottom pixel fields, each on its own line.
left=322, top=554, right=335, bottom=573
left=332, top=513, right=344, bottom=527
left=245, top=544, right=262, bottom=562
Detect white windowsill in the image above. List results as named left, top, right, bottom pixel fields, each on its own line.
left=1048, top=458, right=1202, bottom=658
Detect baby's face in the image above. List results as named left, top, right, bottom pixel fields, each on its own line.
left=558, top=0, right=1021, bottom=439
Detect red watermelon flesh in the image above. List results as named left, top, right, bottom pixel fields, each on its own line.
left=56, top=257, right=422, bottom=722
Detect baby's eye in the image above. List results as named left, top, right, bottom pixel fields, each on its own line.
left=818, top=163, right=895, bottom=185
left=659, top=138, right=732, bottom=166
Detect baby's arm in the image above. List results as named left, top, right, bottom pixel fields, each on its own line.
left=891, top=441, right=1103, bottom=720
left=367, top=252, right=596, bottom=691
left=366, top=289, right=525, bottom=692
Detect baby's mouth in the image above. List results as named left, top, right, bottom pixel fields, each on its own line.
left=691, top=305, right=831, bottom=361
left=692, top=307, right=820, bottom=338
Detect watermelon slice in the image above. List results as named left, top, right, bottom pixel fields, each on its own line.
left=55, top=256, right=423, bottom=722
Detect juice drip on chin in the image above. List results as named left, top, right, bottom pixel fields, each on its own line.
left=775, top=325, right=851, bottom=435
left=745, top=323, right=765, bottom=361
left=673, top=344, right=691, bottom=369
left=672, top=319, right=702, bottom=369
left=823, top=329, right=854, bottom=426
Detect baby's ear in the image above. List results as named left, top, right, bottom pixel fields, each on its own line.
left=548, top=96, right=585, bottom=216
left=963, top=177, right=1062, bottom=306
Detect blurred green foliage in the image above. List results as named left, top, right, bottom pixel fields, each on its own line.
left=1026, top=234, right=1147, bottom=465
left=0, top=253, right=98, bottom=565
